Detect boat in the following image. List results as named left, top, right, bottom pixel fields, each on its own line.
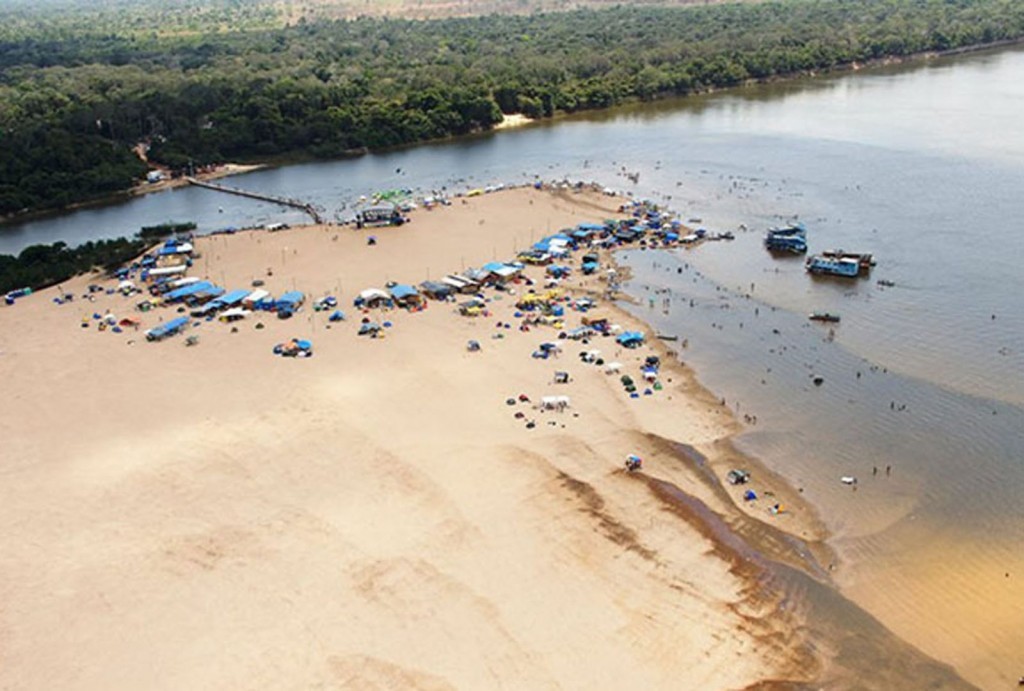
left=806, top=254, right=860, bottom=278
left=764, top=222, right=808, bottom=254
left=656, top=333, right=678, bottom=341
left=821, top=249, right=875, bottom=274
left=809, top=312, right=841, bottom=323
left=877, top=279, right=896, bottom=287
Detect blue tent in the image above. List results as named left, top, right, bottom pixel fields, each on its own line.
left=276, top=291, right=305, bottom=312
left=616, top=331, right=645, bottom=348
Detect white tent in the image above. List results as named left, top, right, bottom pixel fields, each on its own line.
left=359, top=288, right=390, bottom=301
left=169, top=276, right=200, bottom=288
left=147, top=265, right=188, bottom=278
left=243, top=289, right=269, bottom=307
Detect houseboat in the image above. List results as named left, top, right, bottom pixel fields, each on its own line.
left=764, top=222, right=807, bottom=254
left=821, top=250, right=875, bottom=274
left=806, top=255, right=861, bottom=278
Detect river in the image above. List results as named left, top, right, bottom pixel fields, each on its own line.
left=5, top=46, right=1023, bottom=688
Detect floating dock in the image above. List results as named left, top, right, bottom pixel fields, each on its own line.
left=186, top=177, right=324, bottom=224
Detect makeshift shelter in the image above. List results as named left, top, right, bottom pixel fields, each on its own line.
left=616, top=331, right=645, bottom=348
left=443, top=274, right=481, bottom=294
left=389, top=284, right=423, bottom=309
left=157, top=240, right=193, bottom=256
left=218, top=307, right=251, bottom=322
left=355, top=204, right=404, bottom=228
left=481, top=262, right=521, bottom=284
left=355, top=288, right=392, bottom=309
left=145, top=316, right=189, bottom=342
left=358, top=322, right=382, bottom=336
left=144, top=265, right=188, bottom=281
left=208, top=289, right=250, bottom=312
left=186, top=285, right=225, bottom=307
left=566, top=326, right=594, bottom=341
left=275, top=291, right=305, bottom=314
left=419, top=281, right=454, bottom=300
left=243, top=289, right=269, bottom=309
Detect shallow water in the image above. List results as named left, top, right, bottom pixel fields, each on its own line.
left=5, top=44, right=1024, bottom=687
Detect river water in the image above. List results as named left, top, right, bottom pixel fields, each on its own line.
left=6, top=46, right=1023, bottom=687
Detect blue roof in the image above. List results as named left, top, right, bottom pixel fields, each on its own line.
left=577, top=222, right=605, bottom=231
left=148, top=316, right=189, bottom=338
left=481, top=261, right=506, bottom=273
left=165, top=281, right=212, bottom=300
left=194, top=286, right=224, bottom=298
left=211, top=289, right=250, bottom=308
left=277, top=291, right=304, bottom=306
left=389, top=284, right=419, bottom=299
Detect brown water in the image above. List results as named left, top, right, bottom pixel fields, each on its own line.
left=5, top=45, right=1024, bottom=688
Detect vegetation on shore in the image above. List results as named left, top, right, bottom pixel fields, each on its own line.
left=0, top=238, right=149, bottom=295
left=2, top=0, right=1023, bottom=218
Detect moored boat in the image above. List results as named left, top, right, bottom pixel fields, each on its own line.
left=809, top=312, right=841, bottom=323
left=821, top=249, right=875, bottom=273
left=764, top=222, right=807, bottom=254
left=806, top=254, right=860, bottom=278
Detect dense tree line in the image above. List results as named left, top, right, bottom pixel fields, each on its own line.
left=0, top=237, right=148, bottom=294
left=2, top=0, right=1023, bottom=217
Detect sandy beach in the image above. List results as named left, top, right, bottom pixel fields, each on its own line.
left=0, top=187, right=970, bottom=688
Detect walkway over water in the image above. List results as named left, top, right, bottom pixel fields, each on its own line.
left=185, top=177, right=324, bottom=224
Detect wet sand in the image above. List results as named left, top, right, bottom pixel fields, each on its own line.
left=0, top=186, right=971, bottom=688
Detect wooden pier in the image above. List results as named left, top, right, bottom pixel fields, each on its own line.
left=186, top=177, right=324, bottom=224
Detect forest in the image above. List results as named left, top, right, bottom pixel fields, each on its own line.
left=2, top=0, right=1023, bottom=218
left=0, top=237, right=148, bottom=295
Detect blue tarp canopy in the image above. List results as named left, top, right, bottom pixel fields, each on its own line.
left=165, top=281, right=212, bottom=301
left=577, top=222, right=605, bottom=231
left=276, top=291, right=305, bottom=310
left=389, top=284, right=420, bottom=300
left=420, top=281, right=453, bottom=298
left=192, top=286, right=224, bottom=300
left=146, top=316, right=189, bottom=340
left=210, top=289, right=250, bottom=309
left=616, top=331, right=645, bottom=347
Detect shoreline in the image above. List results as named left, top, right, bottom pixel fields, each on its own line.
left=5, top=38, right=1022, bottom=234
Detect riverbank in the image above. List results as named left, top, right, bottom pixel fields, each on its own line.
left=0, top=185, right=977, bottom=688
left=128, top=163, right=267, bottom=198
